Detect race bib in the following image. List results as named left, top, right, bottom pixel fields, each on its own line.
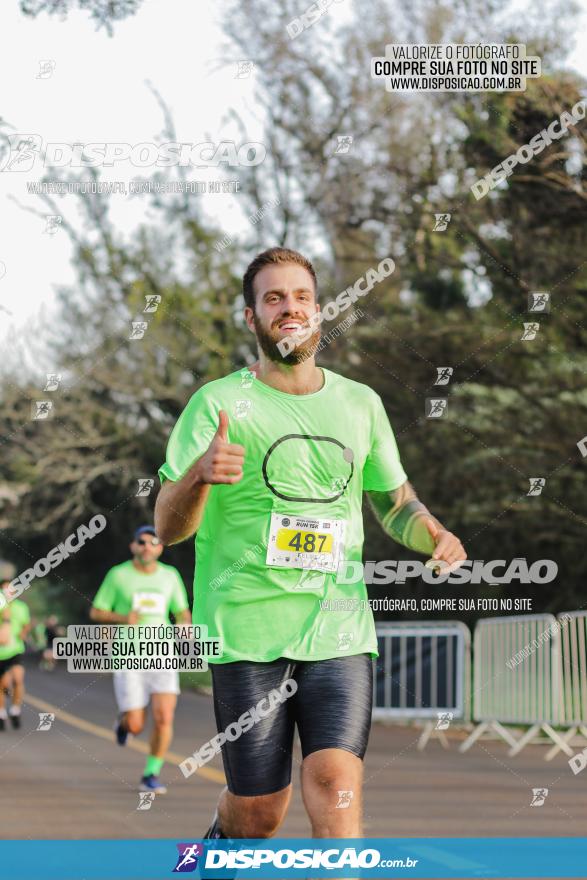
left=132, top=592, right=166, bottom=616
left=266, top=513, right=345, bottom=573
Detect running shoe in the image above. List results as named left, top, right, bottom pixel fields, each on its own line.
left=113, top=715, right=128, bottom=746
left=201, top=806, right=236, bottom=880
left=203, top=809, right=228, bottom=839
left=139, top=774, right=167, bottom=794
left=9, top=712, right=21, bottom=729
left=0, top=716, right=5, bottom=732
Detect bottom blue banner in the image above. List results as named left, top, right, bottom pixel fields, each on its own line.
left=1, top=837, right=586, bottom=879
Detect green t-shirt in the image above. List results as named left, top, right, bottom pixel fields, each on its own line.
left=0, top=598, right=30, bottom=660
left=92, top=560, right=189, bottom=626
left=158, top=367, right=408, bottom=664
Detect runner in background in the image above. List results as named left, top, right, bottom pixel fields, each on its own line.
left=27, top=616, right=48, bottom=661
left=90, top=525, right=191, bottom=794
left=0, top=566, right=31, bottom=732
left=39, top=615, right=63, bottom=671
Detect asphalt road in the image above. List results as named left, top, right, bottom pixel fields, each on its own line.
left=1, top=659, right=584, bottom=878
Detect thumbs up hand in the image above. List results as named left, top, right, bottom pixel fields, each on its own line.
left=196, top=410, right=245, bottom=485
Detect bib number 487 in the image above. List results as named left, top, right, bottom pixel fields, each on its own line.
left=287, top=531, right=329, bottom=553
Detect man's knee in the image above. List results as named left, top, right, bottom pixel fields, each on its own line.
left=124, top=711, right=145, bottom=735
left=302, top=750, right=363, bottom=794
left=10, top=666, right=24, bottom=685
left=233, top=801, right=284, bottom=838
left=226, top=789, right=290, bottom=838
left=152, top=711, right=174, bottom=729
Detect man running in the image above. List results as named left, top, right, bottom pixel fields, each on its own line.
left=0, top=571, right=31, bottom=731
left=40, top=615, right=62, bottom=671
left=154, top=247, right=466, bottom=838
left=90, top=524, right=191, bottom=793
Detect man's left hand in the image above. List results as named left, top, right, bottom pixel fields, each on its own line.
left=425, top=519, right=467, bottom=572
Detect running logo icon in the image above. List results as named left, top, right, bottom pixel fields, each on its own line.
left=336, top=790, right=354, bottom=809
left=434, top=367, right=453, bottom=386
left=236, top=60, right=254, bottom=78
left=43, top=215, right=62, bottom=235
left=136, top=479, right=155, bottom=497
left=144, top=295, right=161, bottom=313
left=528, top=292, right=550, bottom=313
left=527, top=478, right=545, bottom=497
left=426, top=398, right=448, bottom=419
left=36, top=60, right=56, bottom=79
left=337, top=632, right=354, bottom=651
left=240, top=369, right=255, bottom=389
left=334, top=136, right=354, bottom=155
left=32, top=400, right=54, bottom=420
left=137, top=792, right=155, bottom=811
left=0, top=134, right=41, bottom=172
left=530, top=788, right=548, bottom=807
left=432, top=213, right=451, bottom=232
left=44, top=373, right=62, bottom=392
left=36, top=713, right=55, bottom=731
left=129, top=321, right=148, bottom=340
left=521, top=322, right=539, bottom=341
left=173, top=843, right=203, bottom=873
left=435, top=711, right=453, bottom=730
left=233, top=400, right=252, bottom=420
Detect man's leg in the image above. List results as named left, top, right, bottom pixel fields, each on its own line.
left=208, top=659, right=297, bottom=837
left=113, top=670, right=148, bottom=738
left=148, top=692, right=176, bottom=769
left=0, top=667, right=9, bottom=729
left=10, top=663, right=25, bottom=706
left=123, top=707, right=147, bottom=735
left=8, top=662, right=25, bottom=726
left=296, top=653, right=373, bottom=838
left=218, top=784, right=292, bottom=838
left=301, top=748, right=363, bottom=837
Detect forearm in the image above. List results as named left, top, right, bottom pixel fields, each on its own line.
left=154, top=460, right=211, bottom=546
left=89, top=608, right=130, bottom=624
left=367, top=482, right=444, bottom=556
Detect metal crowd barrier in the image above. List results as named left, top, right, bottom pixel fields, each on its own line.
left=459, top=613, right=570, bottom=758
left=373, top=621, right=471, bottom=750
left=545, top=611, right=587, bottom=759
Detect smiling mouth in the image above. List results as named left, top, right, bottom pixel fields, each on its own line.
left=277, top=320, right=306, bottom=333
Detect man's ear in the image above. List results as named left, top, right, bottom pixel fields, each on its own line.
left=244, top=306, right=255, bottom=333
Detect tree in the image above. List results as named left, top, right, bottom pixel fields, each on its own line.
left=19, top=0, right=144, bottom=33
left=220, top=0, right=587, bottom=615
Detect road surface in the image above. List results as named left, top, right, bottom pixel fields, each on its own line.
left=1, top=659, right=584, bottom=879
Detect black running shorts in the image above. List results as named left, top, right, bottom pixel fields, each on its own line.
left=0, top=653, right=25, bottom=678
left=210, top=653, right=373, bottom=796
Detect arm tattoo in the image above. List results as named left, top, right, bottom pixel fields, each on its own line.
left=367, top=481, right=441, bottom=555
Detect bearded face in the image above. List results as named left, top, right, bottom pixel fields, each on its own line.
left=252, top=310, right=321, bottom=364
left=246, top=263, right=322, bottom=365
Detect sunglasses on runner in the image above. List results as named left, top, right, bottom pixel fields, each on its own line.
left=137, top=537, right=160, bottom=547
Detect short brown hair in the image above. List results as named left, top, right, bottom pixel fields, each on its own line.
left=242, top=247, right=317, bottom=310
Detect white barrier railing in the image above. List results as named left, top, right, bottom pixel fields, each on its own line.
left=460, top=613, right=570, bottom=758
left=373, top=621, right=471, bottom=750
left=375, top=613, right=587, bottom=761
left=544, top=611, right=587, bottom=759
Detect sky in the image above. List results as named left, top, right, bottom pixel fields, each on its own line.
left=0, top=0, right=586, bottom=350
